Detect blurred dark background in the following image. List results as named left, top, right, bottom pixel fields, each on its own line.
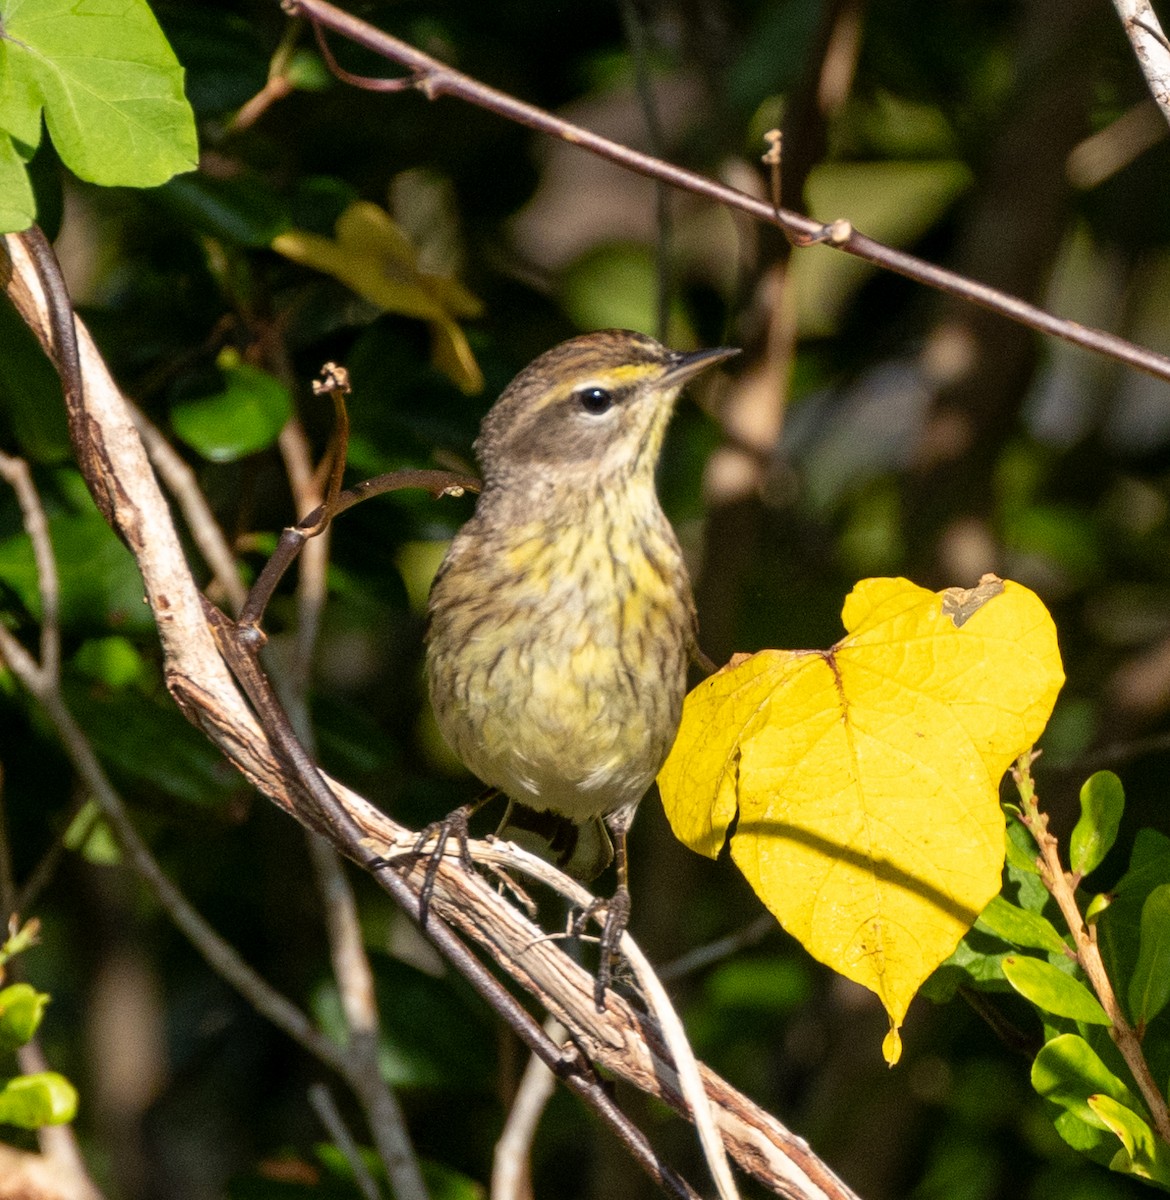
left=2, top=0, right=1170, bottom=1196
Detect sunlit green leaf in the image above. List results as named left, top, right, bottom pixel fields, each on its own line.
left=0, top=984, right=47, bottom=1053
left=1070, top=771, right=1125, bottom=877
left=1085, top=892, right=1113, bottom=924
left=1088, top=1093, right=1170, bottom=1187
left=0, top=0, right=197, bottom=191
left=976, top=895, right=1067, bottom=954
left=1032, top=1033, right=1146, bottom=1133
left=0, top=133, right=35, bottom=233
left=0, top=1071, right=77, bottom=1128
left=1003, top=955, right=1110, bottom=1025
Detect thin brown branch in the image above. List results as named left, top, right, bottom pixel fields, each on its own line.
left=285, top=0, right=1170, bottom=386
left=233, top=332, right=427, bottom=1198
left=274, top=414, right=331, bottom=718
left=0, top=452, right=59, bottom=681
left=238, top=467, right=477, bottom=632
left=308, top=1083, right=384, bottom=1200
left=1014, top=757, right=1170, bottom=1145
left=224, top=22, right=305, bottom=135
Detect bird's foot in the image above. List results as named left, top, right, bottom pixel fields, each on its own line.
left=573, top=884, right=631, bottom=1011
left=378, top=804, right=476, bottom=928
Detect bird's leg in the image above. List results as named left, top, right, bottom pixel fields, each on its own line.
left=574, top=807, right=634, bottom=1011
left=387, top=787, right=500, bottom=927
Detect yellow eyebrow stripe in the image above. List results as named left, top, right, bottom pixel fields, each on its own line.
left=531, top=361, right=661, bottom=412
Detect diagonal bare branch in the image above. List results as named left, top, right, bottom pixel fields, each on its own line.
left=2, top=220, right=863, bottom=1200
left=286, top=0, right=1170, bottom=387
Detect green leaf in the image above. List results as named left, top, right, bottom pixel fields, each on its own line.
left=920, top=925, right=1013, bottom=1003
left=0, top=984, right=47, bottom=1052
left=1070, top=771, right=1125, bottom=877
left=704, top=955, right=813, bottom=1014
left=1088, top=1093, right=1170, bottom=1188
left=976, top=895, right=1068, bottom=954
left=71, top=637, right=149, bottom=689
left=158, top=173, right=292, bottom=247
left=0, top=508, right=156, bottom=635
left=1005, top=814, right=1041, bottom=876
left=1099, top=831, right=1170, bottom=1023
left=271, top=201, right=484, bottom=394
left=171, top=362, right=292, bottom=462
left=0, top=132, right=35, bottom=233
left=0, top=36, right=43, bottom=146
left=284, top=49, right=332, bottom=93
left=0, top=1071, right=77, bottom=1128
left=1032, top=1033, right=1147, bottom=1143
left=1002, top=955, right=1111, bottom=1024
left=1052, top=1107, right=1117, bottom=1157
left=1128, top=883, right=1170, bottom=1030
left=1029, top=1025, right=1150, bottom=1166
left=0, top=0, right=197, bottom=192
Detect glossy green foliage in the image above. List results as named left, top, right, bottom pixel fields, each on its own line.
left=1071, top=772, right=1126, bottom=878
left=0, top=0, right=197, bottom=231
left=0, top=1071, right=77, bottom=1128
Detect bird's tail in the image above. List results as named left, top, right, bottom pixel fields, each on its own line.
left=497, top=801, right=613, bottom=882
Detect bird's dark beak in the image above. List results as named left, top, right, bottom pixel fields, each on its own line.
left=661, top=345, right=741, bottom=387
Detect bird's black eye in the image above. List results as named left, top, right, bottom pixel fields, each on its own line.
left=576, top=386, right=614, bottom=415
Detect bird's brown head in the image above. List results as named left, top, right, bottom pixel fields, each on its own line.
left=473, top=329, right=738, bottom=491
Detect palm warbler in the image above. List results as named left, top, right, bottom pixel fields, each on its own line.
left=425, top=329, right=737, bottom=999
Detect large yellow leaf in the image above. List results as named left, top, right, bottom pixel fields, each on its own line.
left=272, top=201, right=484, bottom=394
left=659, top=575, right=1064, bottom=1062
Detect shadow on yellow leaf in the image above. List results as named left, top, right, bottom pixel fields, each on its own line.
left=658, top=575, right=1064, bottom=1064
left=271, top=201, right=484, bottom=394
